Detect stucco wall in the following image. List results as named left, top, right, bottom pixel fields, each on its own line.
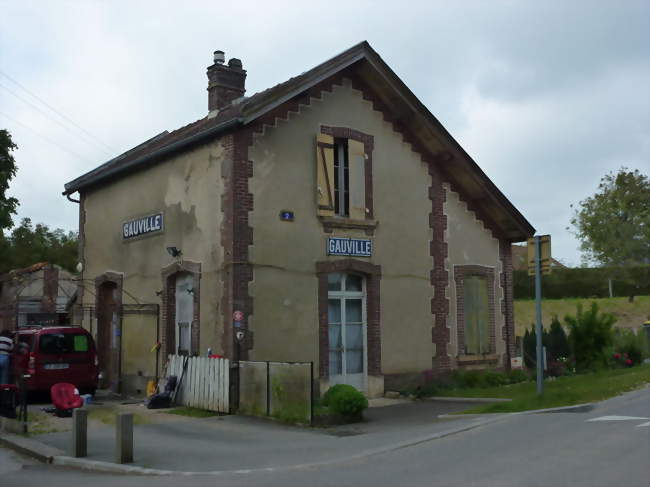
left=444, top=185, right=505, bottom=362
left=81, top=140, right=227, bottom=364
left=248, top=79, right=437, bottom=382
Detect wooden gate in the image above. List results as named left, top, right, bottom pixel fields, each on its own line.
left=167, top=355, right=230, bottom=413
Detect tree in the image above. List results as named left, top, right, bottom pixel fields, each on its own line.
left=0, top=218, right=78, bottom=273
left=0, top=129, right=19, bottom=230
left=570, top=167, right=650, bottom=300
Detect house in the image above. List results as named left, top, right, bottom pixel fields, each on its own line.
left=63, top=41, right=534, bottom=397
left=0, top=262, right=77, bottom=332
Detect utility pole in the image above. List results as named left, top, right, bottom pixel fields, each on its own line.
left=528, top=234, right=551, bottom=396
left=534, top=236, right=544, bottom=395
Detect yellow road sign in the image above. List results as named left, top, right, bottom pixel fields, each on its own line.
left=528, top=235, right=552, bottom=276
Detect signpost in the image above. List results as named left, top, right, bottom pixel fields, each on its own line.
left=528, top=235, right=551, bottom=396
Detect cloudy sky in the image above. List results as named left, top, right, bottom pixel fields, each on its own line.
left=1, top=0, right=648, bottom=266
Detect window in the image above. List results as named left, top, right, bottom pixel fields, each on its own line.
left=175, top=273, right=194, bottom=355
left=333, top=138, right=349, bottom=216
left=327, top=272, right=366, bottom=390
left=39, top=333, right=89, bottom=354
left=316, top=132, right=367, bottom=220
left=463, top=276, right=489, bottom=354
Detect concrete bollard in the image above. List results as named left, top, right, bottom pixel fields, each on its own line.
left=72, top=408, right=88, bottom=458
left=115, top=412, right=133, bottom=464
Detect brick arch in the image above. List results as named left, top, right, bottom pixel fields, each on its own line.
left=316, top=259, right=381, bottom=379
left=161, top=260, right=201, bottom=358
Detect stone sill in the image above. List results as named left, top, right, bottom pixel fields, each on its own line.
left=320, top=216, right=378, bottom=235
left=457, top=354, right=498, bottom=364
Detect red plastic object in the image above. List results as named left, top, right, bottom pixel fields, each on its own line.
left=50, top=382, right=83, bottom=411
left=208, top=354, right=224, bottom=359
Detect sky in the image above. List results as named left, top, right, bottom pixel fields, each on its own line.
left=1, top=0, right=648, bottom=267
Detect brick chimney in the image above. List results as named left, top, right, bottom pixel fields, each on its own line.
left=207, top=50, right=246, bottom=112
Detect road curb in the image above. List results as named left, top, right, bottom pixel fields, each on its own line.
left=0, top=432, right=65, bottom=463
left=429, top=396, right=512, bottom=403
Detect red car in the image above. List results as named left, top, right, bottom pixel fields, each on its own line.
left=12, top=326, right=99, bottom=395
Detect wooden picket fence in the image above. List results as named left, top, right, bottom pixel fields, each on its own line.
left=167, top=354, right=230, bottom=413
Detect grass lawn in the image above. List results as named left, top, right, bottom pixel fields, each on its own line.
left=88, top=407, right=150, bottom=425
left=437, top=364, right=650, bottom=414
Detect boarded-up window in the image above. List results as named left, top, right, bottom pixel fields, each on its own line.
left=464, top=276, right=490, bottom=354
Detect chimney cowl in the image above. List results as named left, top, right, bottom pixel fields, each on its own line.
left=228, top=58, right=243, bottom=69
left=213, top=50, right=225, bottom=64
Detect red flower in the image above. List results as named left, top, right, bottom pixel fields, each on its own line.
left=613, top=353, right=621, bottom=359
left=625, top=359, right=633, bottom=366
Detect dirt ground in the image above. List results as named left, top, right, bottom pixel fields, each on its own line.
left=25, top=391, right=202, bottom=436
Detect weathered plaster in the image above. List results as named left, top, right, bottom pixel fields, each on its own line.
left=248, top=79, right=435, bottom=388
left=81, top=140, right=227, bottom=367
left=444, top=185, right=505, bottom=363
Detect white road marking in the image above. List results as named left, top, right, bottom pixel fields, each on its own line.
left=586, top=415, right=650, bottom=422
left=635, top=421, right=650, bottom=428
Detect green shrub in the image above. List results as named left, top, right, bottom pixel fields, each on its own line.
left=507, top=369, right=529, bottom=384
left=612, top=329, right=647, bottom=366
left=451, top=369, right=516, bottom=389
left=324, top=384, right=368, bottom=418
left=484, top=370, right=509, bottom=387
left=321, top=384, right=351, bottom=407
left=513, top=265, right=650, bottom=299
left=452, top=369, right=485, bottom=388
left=566, top=303, right=616, bottom=372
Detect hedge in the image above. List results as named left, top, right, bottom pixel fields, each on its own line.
left=513, top=265, right=650, bottom=300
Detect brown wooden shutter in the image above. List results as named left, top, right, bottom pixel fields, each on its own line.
left=191, top=319, right=200, bottom=356
left=347, top=139, right=366, bottom=220
left=316, top=134, right=335, bottom=217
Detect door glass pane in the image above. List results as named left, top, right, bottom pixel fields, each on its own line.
left=329, top=324, right=341, bottom=349
left=327, top=273, right=342, bottom=291
left=346, top=350, right=363, bottom=374
left=178, top=322, right=190, bottom=353
left=345, top=323, right=363, bottom=350
left=328, top=300, right=341, bottom=324
left=345, top=274, right=362, bottom=292
left=345, top=299, right=362, bottom=323
left=329, top=351, right=342, bottom=375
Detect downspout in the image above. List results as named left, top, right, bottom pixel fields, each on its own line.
left=65, top=191, right=84, bottom=328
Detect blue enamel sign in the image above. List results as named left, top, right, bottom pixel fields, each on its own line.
left=123, top=213, right=164, bottom=240
left=327, top=237, right=372, bottom=257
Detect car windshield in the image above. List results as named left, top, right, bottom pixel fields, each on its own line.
left=39, top=333, right=89, bottom=354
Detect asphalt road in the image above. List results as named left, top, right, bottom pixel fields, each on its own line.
left=2, top=388, right=649, bottom=487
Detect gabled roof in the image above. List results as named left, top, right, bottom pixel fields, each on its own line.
left=63, top=41, right=534, bottom=241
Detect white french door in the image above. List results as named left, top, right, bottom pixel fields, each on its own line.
left=327, top=272, right=367, bottom=392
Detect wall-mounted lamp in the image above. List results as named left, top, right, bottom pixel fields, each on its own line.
left=166, top=246, right=182, bottom=258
